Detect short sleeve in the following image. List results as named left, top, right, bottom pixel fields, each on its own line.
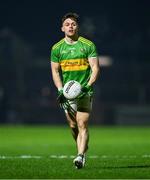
left=88, top=43, right=98, bottom=58
left=50, top=47, right=59, bottom=62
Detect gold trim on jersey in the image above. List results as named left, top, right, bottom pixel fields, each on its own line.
left=79, top=36, right=93, bottom=46
left=60, top=59, right=89, bottom=71
left=52, top=38, right=64, bottom=50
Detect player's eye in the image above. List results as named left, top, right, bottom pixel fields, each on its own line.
left=64, top=23, right=69, bottom=26
left=72, top=23, right=77, bottom=26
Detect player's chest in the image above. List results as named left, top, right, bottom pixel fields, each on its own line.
left=60, top=46, right=87, bottom=59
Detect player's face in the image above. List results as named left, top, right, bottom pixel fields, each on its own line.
left=62, top=18, right=78, bottom=37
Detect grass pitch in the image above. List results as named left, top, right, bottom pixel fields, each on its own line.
left=0, top=125, right=150, bottom=179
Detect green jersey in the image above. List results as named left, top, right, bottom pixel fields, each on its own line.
left=50, top=36, right=98, bottom=88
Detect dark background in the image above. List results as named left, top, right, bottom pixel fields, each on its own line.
left=0, top=0, right=150, bottom=125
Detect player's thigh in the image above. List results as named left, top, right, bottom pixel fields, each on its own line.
left=76, top=111, right=90, bottom=128
left=65, top=113, right=77, bottom=127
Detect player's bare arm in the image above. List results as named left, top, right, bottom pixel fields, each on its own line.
left=51, top=61, right=63, bottom=90
left=87, top=57, right=100, bottom=86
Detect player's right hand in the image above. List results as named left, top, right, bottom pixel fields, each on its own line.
left=57, top=88, right=76, bottom=120
left=57, top=88, right=66, bottom=105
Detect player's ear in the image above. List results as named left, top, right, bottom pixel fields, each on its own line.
left=61, top=26, right=65, bottom=32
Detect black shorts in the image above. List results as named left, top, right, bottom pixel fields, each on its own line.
left=64, top=94, right=93, bottom=113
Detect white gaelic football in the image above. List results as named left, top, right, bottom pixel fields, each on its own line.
left=63, top=80, right=82, bottom=100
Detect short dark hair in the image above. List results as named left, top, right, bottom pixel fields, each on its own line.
left=62, top=12, right=79, bottom=24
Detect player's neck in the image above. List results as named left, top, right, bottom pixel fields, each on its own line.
left=65, top=35, right=79, bottom=44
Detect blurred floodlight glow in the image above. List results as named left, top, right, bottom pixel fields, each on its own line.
left=99, top=56, right=113, bottom=67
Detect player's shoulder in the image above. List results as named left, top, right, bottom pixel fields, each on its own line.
left=52, top=38, right=65, bottom=50
left=78, top=36, right=94, bottom=46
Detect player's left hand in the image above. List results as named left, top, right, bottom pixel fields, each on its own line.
left=77, top=84, right=92, bottom=98
left=81, top=84, right=91, bottom=93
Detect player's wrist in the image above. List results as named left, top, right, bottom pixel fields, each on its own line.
left=85, top=84, right=91, bottom=89
left=58, top=87, right=63, bottom=92
left=82, top=84, right=91, bottom=92
left=57, top=87, right=64, bottom=96
left=58, top=87, right=63, bottom=91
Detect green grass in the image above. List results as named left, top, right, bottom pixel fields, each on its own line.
left=0, top=125, right=150, bottom=179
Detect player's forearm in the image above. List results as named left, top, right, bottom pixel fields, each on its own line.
left=52, top=70, right=63, bottom=90
left=87, top=65, right=100, bottom=86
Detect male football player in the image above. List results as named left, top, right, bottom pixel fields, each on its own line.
left=50, top=12, right=100, bottom=169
